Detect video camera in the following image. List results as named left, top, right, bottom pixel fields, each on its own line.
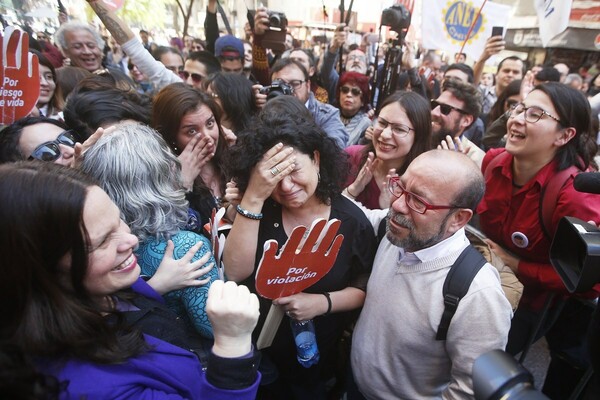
left=259, top=80, right=293, bottom=101
left=472, top=172, right=600, bottom=400
left=549, top=172, right=600, bottom=293
left=371, top=4, right=411, bottom=111
left=380, top=4, right=411, bottom=34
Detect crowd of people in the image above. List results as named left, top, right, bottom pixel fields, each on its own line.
left=2, top=0, right=600, bottom=399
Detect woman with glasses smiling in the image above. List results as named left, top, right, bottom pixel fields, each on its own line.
left=478, top=82, right=600, bottom=398
left=0, top=117, right=75, bottom=166
left=344, top=91, right=433, bottom=209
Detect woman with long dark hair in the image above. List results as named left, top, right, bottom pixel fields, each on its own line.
left=479, top=82, right=600, bottom=398
left=0, top=161, right=260, bottom=398
left=152, top=83, right=228, bottom=226
left=32, top=50, right=63, bottom=118
left=344, top=91, right=433, bottom=209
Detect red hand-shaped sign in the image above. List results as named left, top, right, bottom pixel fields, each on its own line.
left=1, top=27, right=39, bottom=125
left=255, top=218, right=344, bottom=300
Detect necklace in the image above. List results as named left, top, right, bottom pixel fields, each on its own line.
left=339, top=114, right=352, bottom=126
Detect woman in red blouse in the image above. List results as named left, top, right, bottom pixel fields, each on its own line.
left=478, top=82, right=600, bottom=398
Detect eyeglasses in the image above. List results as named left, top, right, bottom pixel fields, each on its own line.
left=509, top=103, right=562, bottom=124
left=280, top=79, right=306, bottom=89
left=373, top=117, right=414, bottom=137
left=340, top=86, right=362, bottom=96
left=388, top=177, right=459, bottom=214
left=430, top=100, right=467, bottom=116
left=181, top=71, right=204, bottom=83
left=28, top=130, right=77, bottom=162
left=347, top=54, right=366, bottom=62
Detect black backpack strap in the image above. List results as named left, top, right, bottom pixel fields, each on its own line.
left=436, top=245, right=488, bottom=341
left=377, top=216, right=389, bottom=243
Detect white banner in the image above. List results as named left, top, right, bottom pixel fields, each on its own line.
left=421, top=0, right=512, bottom=60
left=535, top=0, right=573, bottom=47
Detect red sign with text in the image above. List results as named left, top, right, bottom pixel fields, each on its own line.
left=255, top=219, right=343, bottom=300
left=1, top=27, right=40, bottom=125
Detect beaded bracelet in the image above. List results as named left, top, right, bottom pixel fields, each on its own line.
left=236, top=204, right=263, bottom=220
left=323, top=292, right=332, bottom=316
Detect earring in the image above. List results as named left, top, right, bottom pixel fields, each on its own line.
left=317, top=171, right=321, bottom=183
left=172, top=142, right=179, bottom=153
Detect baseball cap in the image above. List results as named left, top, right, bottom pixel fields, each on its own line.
left=215, top=35, right=244, bottom=59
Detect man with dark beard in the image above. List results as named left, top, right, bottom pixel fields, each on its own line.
left=432, top=78, right=486, bottom=167
left=350, top=150, right=512, bottom=399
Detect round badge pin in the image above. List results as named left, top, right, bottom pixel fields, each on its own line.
left=511, top=231, right=529, bottom=248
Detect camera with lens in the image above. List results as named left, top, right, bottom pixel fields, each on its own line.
left=381, top=4, right=411, bottom=34
left=473, top=350, right=549, bottom=400
left=259, top=80, right=293, bottom=101
left=268, top=11, right=288, bottom=31
left=247, top=9, right=288, bottom=53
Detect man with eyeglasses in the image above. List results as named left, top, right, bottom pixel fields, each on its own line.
left=320, top=25, right=369, bottom=103
left=270, top=58, right=349, bottom=148
left=350, top=150, right=512, bottom=400
left=432, top=78, right=486, bottom=167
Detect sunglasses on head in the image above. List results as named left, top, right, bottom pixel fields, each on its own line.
left=28, top=130, right=77, bottom=162
left=180, top=71, right=203, bottom=83
left=430, top=100, right=467, bottom=116
left=340, top=86, right=362, bottom=96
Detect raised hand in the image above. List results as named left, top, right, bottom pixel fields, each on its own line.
left=437, top=135, right=469, bottom=155
left=480, top=36, right=505, bottom=62
left=330, top=25, right=348, bottom=53
left=520, top=70, right=535, bottom=101
left=253, top=6, right=270, bottom=37
left=245, top=143, right=295, bottom=203
left=1, top=27, right=39, bottom=124
left=73, top=126, right=116, bottom=168
left=207, top=280, right=259, bottom=358
left=347, top=151, right=375, bottom=198
left=379, top=168, right=397, bottom=209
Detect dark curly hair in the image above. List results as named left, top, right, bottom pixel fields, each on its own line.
left=227, top=96, right=349, bottom=205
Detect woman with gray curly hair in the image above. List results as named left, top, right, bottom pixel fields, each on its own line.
left=80, top=122, right=218, bottom=344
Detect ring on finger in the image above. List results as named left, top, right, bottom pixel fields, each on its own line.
left=270, top=165, right=281, bottom=176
